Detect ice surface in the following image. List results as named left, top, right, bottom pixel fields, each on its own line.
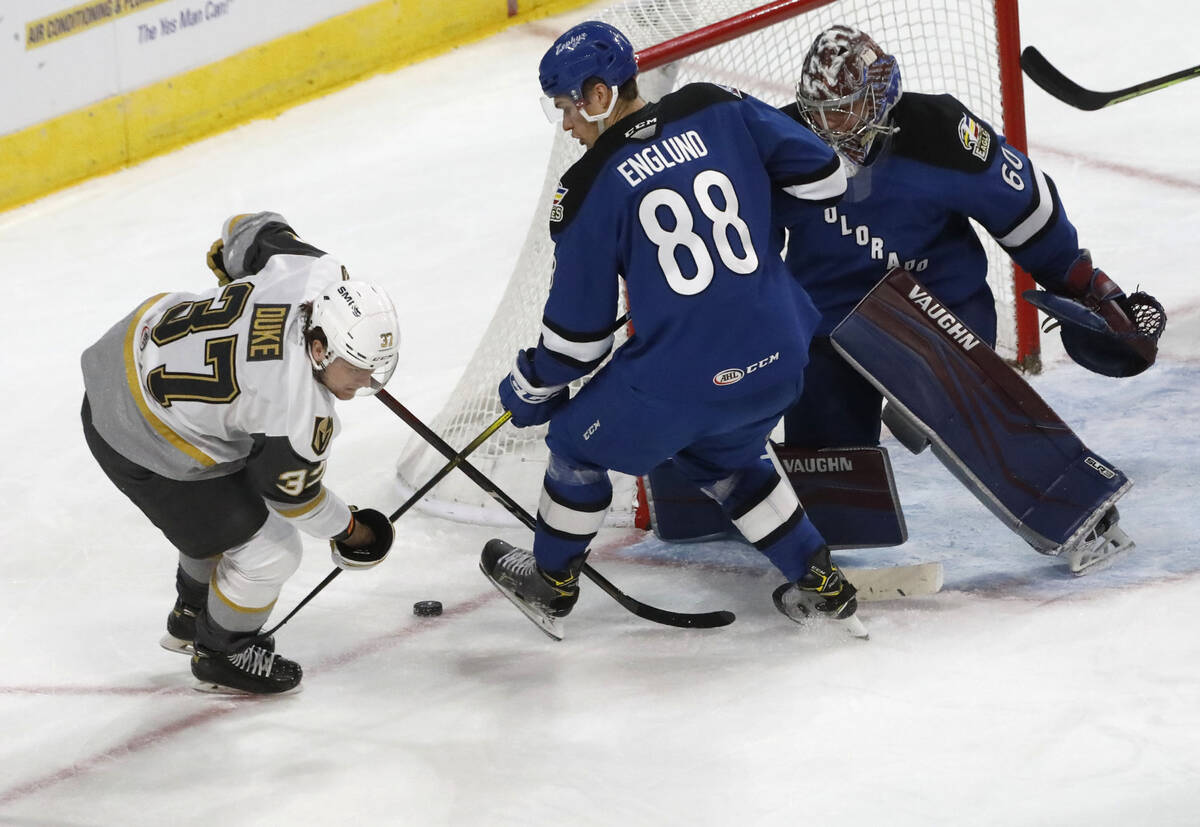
left=2, top=2, right=1198, bottom=824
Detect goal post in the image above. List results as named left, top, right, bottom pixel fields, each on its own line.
left=397, top=0, right=1035, bottom=527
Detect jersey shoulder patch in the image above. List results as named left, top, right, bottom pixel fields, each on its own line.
left=891, top=92, right=996, bottom=173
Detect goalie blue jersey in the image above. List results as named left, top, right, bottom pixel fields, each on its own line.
left=777, top=92, right=1082, bottom=337
left=532, top=83, right=846, bottom=401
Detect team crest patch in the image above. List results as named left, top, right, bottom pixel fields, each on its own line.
left=312, top=416, right=334, bottom=455
left=550, top=185, right=568, bottom=223
left=957, top=115, right=991, bottom=161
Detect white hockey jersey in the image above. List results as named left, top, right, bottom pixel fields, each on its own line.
left=83, top=245, right=354, bottom=540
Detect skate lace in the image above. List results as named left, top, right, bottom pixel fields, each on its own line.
left=502, top=550, right=538, bottom=577
left=229, top=644, right=276, bottom=677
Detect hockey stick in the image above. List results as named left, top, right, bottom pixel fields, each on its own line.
left=376, top=389, right=736, bottom=630
left=1020, top=46, right=1200, bottom=110
left=259, top=410, right=513, bottom=638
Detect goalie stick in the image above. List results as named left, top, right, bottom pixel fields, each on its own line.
left=1020, top=45, right=1200, bottom=110
left=259, top=410, right=514, bottom=639
left=376, top=389, right=736, bottom=630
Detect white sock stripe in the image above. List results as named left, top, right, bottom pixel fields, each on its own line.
left=538, top=487, right=609, bottom=538
left=730, top=476, right=800, bottom=545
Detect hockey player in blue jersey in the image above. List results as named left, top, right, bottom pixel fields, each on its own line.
left=479, top=20, right=860, bottom=638
left=646, top=25, right=1164, bottom=574
left=778, top=24, right=1161, bottom=449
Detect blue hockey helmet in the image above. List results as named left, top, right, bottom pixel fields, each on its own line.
left=539, top=21, right=638, bottom=102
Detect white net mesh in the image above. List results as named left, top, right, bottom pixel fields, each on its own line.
left=397, top=0, right=1021, bottom=526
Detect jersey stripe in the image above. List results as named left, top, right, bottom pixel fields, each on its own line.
left=124, top=294, right=219, bottom=468
left=997, top=161, right=1054, bottom=248
left=540, top=321, right=614, bottom=366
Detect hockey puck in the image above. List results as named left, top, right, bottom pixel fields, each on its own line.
left=413, top=600, right=443, bottom=617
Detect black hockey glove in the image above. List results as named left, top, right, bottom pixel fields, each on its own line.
left=330, top=507, right=394, bottom=571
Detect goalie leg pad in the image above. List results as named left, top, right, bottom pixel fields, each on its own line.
left=830, top=268, right=1131, bottom=555
left=645, top=444, right=908, bottom=550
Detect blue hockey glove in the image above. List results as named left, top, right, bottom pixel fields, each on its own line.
left=1024, top=250, right=1165, bottom=377
left=499, top=348, right=568, bottom=428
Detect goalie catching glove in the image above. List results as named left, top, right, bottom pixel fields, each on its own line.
left=1023, top=249, right=1165, bottom=377
left=498, top=348, right=569, bottom=428
left=330, top=507, right=394, bottom=570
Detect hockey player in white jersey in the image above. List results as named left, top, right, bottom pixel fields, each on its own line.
left=81, top=212, right=399, bottom=694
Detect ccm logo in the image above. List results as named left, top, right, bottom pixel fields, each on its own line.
left=713, top=353, right=780, bottom=386
left=1084, top=456, right=1116, bottom=479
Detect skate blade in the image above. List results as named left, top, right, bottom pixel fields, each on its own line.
left=159, top=634, right=193, bottom=656
left=837, top=614, right=870, bottom=640
left=1069, top=527, right=1135, bottom=576
left=479, top=561, right=564, bottom=641
left=192, top=680, right=302, bottom=696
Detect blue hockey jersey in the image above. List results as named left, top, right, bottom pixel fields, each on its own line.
left=777, top=92, right=1082, bottom=337
left=531, top=83, right=846, bottom=402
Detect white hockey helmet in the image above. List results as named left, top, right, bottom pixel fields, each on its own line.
left=308, top=279, right=400, bottom=395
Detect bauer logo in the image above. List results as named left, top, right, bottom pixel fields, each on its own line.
left=1084, top=456, right=1117, bottom=479
left=957, top=115, right=991, bottom=161
left=713, top=368, right=744, bottom=386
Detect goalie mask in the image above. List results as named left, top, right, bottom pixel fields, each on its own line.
left=796, top=25, right=901, bottom=166
left=308, top=280, right=400, bottom=395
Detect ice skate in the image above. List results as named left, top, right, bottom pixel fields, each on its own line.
left=480, top=539, right=583, bottom=641
left=1066, top=506, right=1135, bottom=576
left=191, top=641, right=301, bottom=695
left=161, top=598, right=274, bottom=656
left=773, top=546, right=869, bottom=639
left=160, top=598, right=201, bottom=655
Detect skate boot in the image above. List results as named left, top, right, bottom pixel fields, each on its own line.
left=480, top=539, right=584, bottom=640
left=1067, top=506, right=1135, bottom=576
left=160, top=598, right=201, bottom=655
left=191, top=640, right=301, bottom=695
left=161, top=598, right=274, bottom=656
left=772, top=546, right=868, bottom=639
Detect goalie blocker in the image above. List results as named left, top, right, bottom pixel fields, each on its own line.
left=830, top=268, right=1133, bottom=574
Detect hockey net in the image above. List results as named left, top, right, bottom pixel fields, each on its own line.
left=397, top=0, right=1030, bottom=527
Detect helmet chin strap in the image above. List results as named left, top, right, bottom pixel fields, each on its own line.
left=580, top=85, right=620, bottom=130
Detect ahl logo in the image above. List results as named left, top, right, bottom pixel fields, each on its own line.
left=714, top=352, right=781, bottom=386
left=1084, top=456, right=1117, bottom=479
left=138, top=324, right=150, bottom=351
left=957, top=114, right=991, bottom=161
left=550, top=185, right=568, bottom=223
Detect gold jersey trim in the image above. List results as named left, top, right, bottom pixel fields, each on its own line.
left=271, top=488, right=327, bottom=519
left=124, top=294, right=219, bottom=468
